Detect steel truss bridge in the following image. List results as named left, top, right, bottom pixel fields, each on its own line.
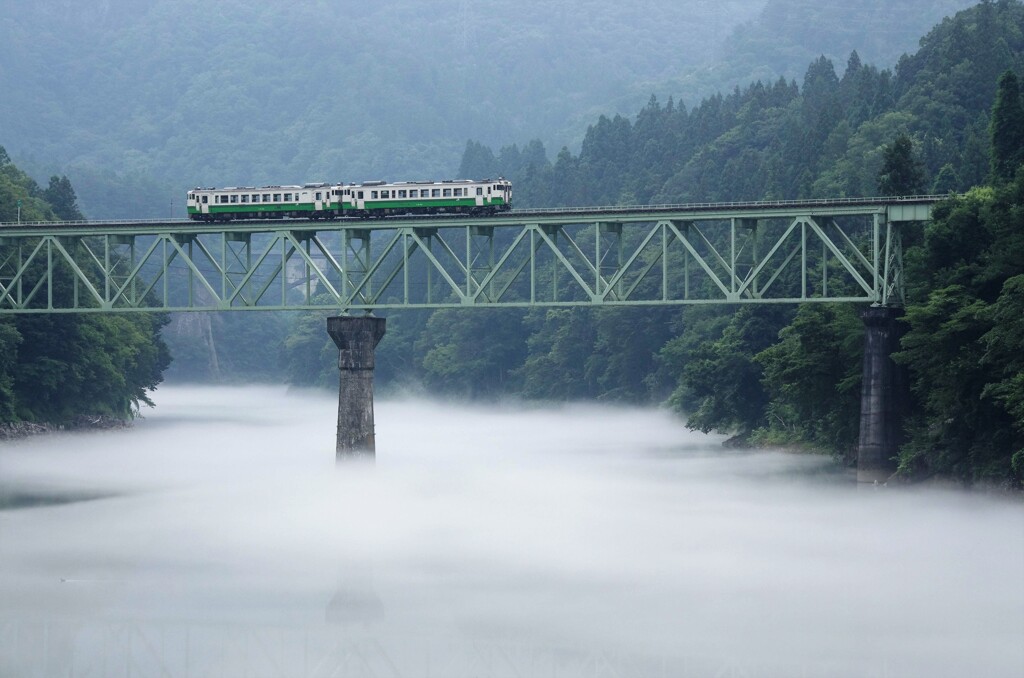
left=0, top=197, right=937, bottom=314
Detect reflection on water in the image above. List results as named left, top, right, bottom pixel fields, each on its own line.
left=1, top=385, right=1021, bottom=677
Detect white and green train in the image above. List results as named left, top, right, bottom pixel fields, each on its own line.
left=187, top=178, right=512, bottom=221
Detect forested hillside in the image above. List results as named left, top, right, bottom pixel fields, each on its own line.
left=0, top=0, right=767, bottom=219
left=284, top=0, right=1024, bottom=486
left=1, top=0, right=975, bottom=222
left=610, top=0, right=977, bottom=133
left=0, top=149, right=170, bottom=425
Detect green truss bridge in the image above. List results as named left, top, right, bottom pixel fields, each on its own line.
left=0, top=196, right=936, bottom=314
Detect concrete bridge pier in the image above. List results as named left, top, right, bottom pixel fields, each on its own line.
left=327, top=316, right=386, bottom=460
left=857, top=307, right=907, bottom=483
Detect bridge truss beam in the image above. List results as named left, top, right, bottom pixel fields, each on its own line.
left=0, top=201, right=932, bottom=314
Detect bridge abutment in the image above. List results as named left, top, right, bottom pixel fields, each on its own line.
left=857, top=307, right=907, bottom=483
left=327, top=316, right=386, bottom=460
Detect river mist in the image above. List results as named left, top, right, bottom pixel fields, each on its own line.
left=1, top=385, right=1021, bottom=677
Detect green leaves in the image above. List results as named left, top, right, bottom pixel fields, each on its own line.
left=0, top=159, right=171, bottom=424
left=877, top=134, right=926, bottom=195
left=754, top=304, right=863, bottom=453
left=895, top=172, right=1024, bottom=483
left=989, top=69, right=1024, bottom=183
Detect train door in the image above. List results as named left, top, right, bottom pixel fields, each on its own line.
left=200, top=194, right=210, bottom=215
left=474, top=185, right=484, bottom=207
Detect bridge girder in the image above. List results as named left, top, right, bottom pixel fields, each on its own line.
left=0, top=200, right=934, bottom=314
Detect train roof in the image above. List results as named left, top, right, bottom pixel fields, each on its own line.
left=347, top=178, right=509, bottom=187
left=191, top=178, right=510, bottom=192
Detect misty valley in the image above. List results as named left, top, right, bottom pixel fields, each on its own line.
left=2, top=0, right=1024, bottom=676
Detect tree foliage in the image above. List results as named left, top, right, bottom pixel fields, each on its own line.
left=989, top=69, right=1024, bottom=182
left=894, top=173, right=1024, bottom=483
left=877, top=134, right=926, bottom=195
left=753, top=304, right=864, bottom=454
left=0, top=152, right=171, bottom=423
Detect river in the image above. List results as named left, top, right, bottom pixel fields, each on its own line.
left=1, top=385, right=1021, bottom=677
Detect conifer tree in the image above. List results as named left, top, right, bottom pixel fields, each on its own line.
left=877, top=134, right=925, bottom=195
left=43, top=175, right=84, bottom=221
left=989, top=69, right=1024, bottom=183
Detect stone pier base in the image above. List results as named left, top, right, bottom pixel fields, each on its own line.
left=857, top=307, right=907, bottom=483
left=327, top=316, right=386, bottom=460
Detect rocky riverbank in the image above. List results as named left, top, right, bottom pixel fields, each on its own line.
left=0, top=416, right=131, bottom=440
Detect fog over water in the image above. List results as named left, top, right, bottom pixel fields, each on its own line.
left=1, top=386, right=1021, bottom=677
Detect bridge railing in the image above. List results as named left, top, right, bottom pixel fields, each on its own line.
left=0, top=195, right=949, bottom=228
left=504, top=194, right=947, bottom=216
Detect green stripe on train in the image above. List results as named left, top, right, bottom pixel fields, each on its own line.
left=343, top=197, right=506, bottom=210
left=188, top=203, right=320, bottom=215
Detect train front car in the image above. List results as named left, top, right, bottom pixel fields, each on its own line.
left=492, top=178, right=512, bottom=211
left=186, top=184, right=340, bottom=221
left=337, top=178, right=513, bottom=217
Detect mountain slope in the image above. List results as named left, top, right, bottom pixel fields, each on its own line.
left=0, top=0, right=765, bottom=217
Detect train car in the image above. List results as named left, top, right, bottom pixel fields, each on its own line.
left=186, top=178, right=512, bottom=221
left=337, top=178, right=512, bottom=217
left=187, top=183, right=338, bottom=221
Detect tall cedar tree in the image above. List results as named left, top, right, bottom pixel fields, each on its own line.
left=877, top=134, right=925, bottom=195
left=989, top=69, right=1024, bottom=183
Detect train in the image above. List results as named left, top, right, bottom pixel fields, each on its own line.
left=186, top=178, right=512, bottom=221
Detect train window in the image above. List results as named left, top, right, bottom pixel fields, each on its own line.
left=230, top=195, right=238, bottom=203
left=201, top=195, right=208, bottom=204
left=398, top=190, right=407, bottom=198
left=284, top=193, right=292, bottom=201
left=454, top=188, right=463, bottom=197
left=381, top=190, right=390, bottom=199
left=253, top=195, right=261, bottom=203
left=263, top=194, right=271, bottom=202
left=241, top=195, right=249, bottom=203
left=443, top=188, right=452, bottom=197
left=315, top=192, right=322, bottom=200
left=476, top=187, right=483, bottom=196
left=371, top=191, right=378, bottom=199
left=432, top=189, right=440, bottom=197
left=358, top=191, right=364, bottom=199
left=273, top=194, right=281, bottom=202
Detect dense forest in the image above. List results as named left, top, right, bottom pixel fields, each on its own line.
left=0, top=149, right=169, bottom=426
left=282, top=0, right=1024, bottom=487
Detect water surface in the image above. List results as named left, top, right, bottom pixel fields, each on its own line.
left=1, top=386, right=1021, bottom=677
